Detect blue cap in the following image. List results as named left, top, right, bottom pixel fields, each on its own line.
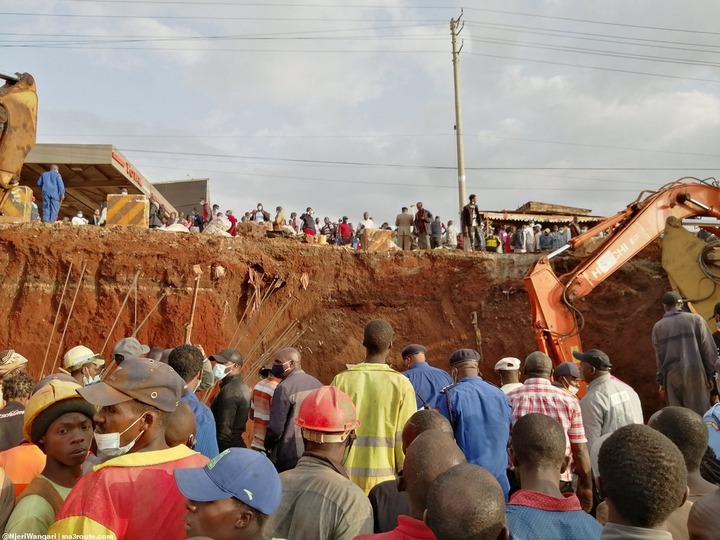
left=401, top=344, right=426, bottom=359
left=554, top=361, right=580, bottom=378
left=174, top=448, right=282, bottom=515
left=448, top=348, right=481, bottom=366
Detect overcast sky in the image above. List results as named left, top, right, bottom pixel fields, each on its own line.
left=5, top=0, right=720, bottom=225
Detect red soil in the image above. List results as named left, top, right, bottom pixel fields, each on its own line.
left=0, top=223, right=667, bottom=416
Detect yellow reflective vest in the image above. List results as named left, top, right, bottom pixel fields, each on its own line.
left=331, top=363, right=417, bottom=494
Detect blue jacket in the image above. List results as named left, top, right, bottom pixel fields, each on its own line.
left=181, top=389, right=219, bottom=459
left=37, top=170, right=65, bottom=198
left=506, top=491, right=602, bottom=539
left=437, top=376, right=512, bottom=498
left=403, top=362, right=452, bottom=409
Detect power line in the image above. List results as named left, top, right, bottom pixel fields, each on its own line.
left=57, top=0, right=449, bottom=7
left=120, top=147, right=720, bottom=171
left=41, top=131, right=720, bottom=159
left=465, top=36, right=720, bottom=69
left=463, top=7, right=720, bottom=37
left=464, top=20, right=720, bottom=54
left=467, top=51, right=720, bottom=84
left=0, top=11, right=445, bottom=22
left=134, top=163, right=662, bottom=192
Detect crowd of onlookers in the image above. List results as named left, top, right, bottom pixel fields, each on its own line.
left=138, top=197, right=592, bottom=253
left=1, top=310, right=720, bottom=539
left=33, top=165, right=593, bottom=251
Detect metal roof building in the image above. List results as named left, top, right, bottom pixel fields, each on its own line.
left=19, top=143, right=177, bottom=219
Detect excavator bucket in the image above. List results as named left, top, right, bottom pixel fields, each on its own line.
left=0, top=185, right=32, bottom=222
left=661, top=216, right=720, bottom=330
left=0, top=72, right=38, bottom=222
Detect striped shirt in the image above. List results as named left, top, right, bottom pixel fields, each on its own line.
left=507, top=378, right=587, bottom=482
left=250, top=376, right=280, bottom=451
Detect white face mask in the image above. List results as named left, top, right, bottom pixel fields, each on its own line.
left=94, top=414, right=145, bottom=460
left=213, top=363, right=229, bottom=380
left=83, top=374, right=102, bottom=386
left=568, top=385, right=580, bottom=396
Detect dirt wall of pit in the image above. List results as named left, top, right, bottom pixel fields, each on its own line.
left=0, top=223, right=667, bottom=416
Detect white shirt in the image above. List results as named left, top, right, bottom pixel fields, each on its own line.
left=580, top=373, right=643, bottom=458
left=446, top=224, right=460, bottom=246
left=71, top=216, right=88, bottom=225
left=358, top=218, right=376, bottom=232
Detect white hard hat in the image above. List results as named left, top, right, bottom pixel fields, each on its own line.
left=63, top=345, right=105, bottom=371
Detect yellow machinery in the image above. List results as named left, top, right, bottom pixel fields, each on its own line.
left=662, top=216, right=720, bottom=328
left=0, top=72, right=37, bottom=222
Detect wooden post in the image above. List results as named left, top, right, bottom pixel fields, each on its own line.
left=185, top=265, right=204, bottom=344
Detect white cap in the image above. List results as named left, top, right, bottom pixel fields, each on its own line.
left=63, top=345, right=105, bottom=371
left=494, top=357, right=521, bottom=371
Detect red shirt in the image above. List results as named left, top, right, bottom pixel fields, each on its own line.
left=226, top=214, right=237, bottom=236
left=355, top=515, right=436, bottom=539
left=50, top=446, right=208, bottom=539
left=338, top=222, right=352, bottom=238
left=507, top=378, right=587, bottom=482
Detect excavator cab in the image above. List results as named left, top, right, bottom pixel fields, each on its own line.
left=0, top=72, right=37, bottom=222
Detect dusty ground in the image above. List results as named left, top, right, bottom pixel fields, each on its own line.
left=0, top=222, right=667, bottom=416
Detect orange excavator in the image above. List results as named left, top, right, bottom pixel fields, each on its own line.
left=525, top=178, right=720, bottom=365
left=0, top=71, right=37, bottom=222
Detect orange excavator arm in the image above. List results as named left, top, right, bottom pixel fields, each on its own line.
left=525, top=179, right=720, bottom=365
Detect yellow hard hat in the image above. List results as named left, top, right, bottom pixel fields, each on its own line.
left=23, top=380, right=96, bottom=443
left=63, top=345, right=105, bottom=371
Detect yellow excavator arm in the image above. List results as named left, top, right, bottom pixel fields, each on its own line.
left=0, top=71, right=37, bottom=221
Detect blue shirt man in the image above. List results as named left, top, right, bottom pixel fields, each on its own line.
left=436, top=349, right=512, bottom=498
left=37, top=165, right=65, bottom=222
left=181, top=388, right=219, bottom=459
left=704, top=403, right=720, bottom=457
left=401, top=344, right=452, bottom=409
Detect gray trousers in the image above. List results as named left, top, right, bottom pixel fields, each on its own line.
left=664, top=369, right=711, bottom=416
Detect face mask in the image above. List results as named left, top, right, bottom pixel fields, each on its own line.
left=271, top=360, right=291, bottom=379
left=83, top=374, right=102, bottom=386
left=213, top=363, right=229, bottom=380
left=94, top=414, right=145, bottom=460
left=568, top=385, right=580, bottom=396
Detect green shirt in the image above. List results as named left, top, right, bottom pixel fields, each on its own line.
left=6, top=475, right=72, bottom=535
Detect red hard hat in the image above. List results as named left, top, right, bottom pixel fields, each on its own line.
left=295, top=386, right=360, bottom=433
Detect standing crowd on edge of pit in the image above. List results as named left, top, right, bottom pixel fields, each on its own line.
left=1, top=289, right=720, bottom=539
left=35, top=166, right=591, bottom=252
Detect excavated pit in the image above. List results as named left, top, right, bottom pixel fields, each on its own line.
left=0, top=223, right=668, bottom=416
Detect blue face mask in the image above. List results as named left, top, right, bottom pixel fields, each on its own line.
left=83, top=374, right=102, bottom=386
left=213, top=363, right=228, bottom=380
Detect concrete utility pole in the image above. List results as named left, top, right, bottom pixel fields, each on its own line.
left=450, top=14, right=466, bottom=217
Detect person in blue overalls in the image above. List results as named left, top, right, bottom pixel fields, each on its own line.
left=37, top=164, right=65, bottom=222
